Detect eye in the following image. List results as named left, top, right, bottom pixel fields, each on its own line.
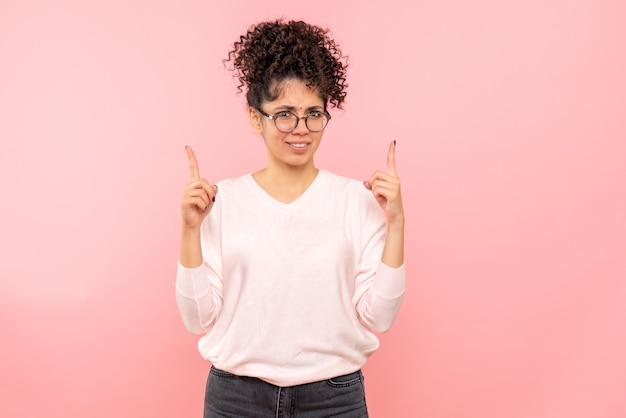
left=275, top=111, right=295, bottom=119
left=307, top=111, right=323, bottom=118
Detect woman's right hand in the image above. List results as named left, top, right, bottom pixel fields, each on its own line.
left=181, top=146, right=218, bottom=230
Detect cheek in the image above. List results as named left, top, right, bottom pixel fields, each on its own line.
left=263, top=131, right=288, bottom=145
left=312, top=132, right=324, bottom=144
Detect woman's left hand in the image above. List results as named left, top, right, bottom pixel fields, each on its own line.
left=364, top=140, right=404, bottom=225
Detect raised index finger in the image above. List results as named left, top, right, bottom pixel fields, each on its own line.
left=387, top=140, right=397, bottom=175
left=185, top=145, right=200, bottom=181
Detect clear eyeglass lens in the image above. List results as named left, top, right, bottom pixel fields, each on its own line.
left=275, top=114, right=298, bottom=132
left=274, top=112, right=328, bottom=132
left=306, top=113, right=326, bottom=132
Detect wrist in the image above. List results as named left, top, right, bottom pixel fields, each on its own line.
left=181, top=224, right=202, bottom=236
left=387, top=216, right=405, bottom=229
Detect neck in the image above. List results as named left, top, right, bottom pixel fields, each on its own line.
left=253, top=163, right=319, bottom=204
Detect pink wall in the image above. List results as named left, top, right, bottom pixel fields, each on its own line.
left=1, top=1, right=625, bottom=417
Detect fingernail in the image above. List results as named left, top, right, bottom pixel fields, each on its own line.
left=185, top=145, right=188, bottom=150
left=212, top=197, right=216, bottom=202
left=394, top=140, right=396, bottom=146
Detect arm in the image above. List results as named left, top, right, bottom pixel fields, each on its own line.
left=180, top=146, right=217, bottom=267
left=365, top=140, right=405, bottom=269
left=176, top=146, right=222, bottom=334
left=355, top=141, right=406, bottom=333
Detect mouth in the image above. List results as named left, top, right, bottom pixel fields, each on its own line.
left=286, top=142, right=310, bottom=151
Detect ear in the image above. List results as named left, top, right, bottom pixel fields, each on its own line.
left=248, top=107, right=264, bottom=134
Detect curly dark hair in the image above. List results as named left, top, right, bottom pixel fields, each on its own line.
left=224, top=19, right=348, bottom=110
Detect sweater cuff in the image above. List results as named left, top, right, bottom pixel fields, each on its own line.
left=373, top=262, right=406, bottom=299
left=176, top=261, right=211, bottom=298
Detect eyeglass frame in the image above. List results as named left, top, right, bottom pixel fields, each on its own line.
left=255, top=107, right=332, bottom=133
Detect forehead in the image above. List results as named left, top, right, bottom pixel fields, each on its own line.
left=267, top=79, right=325, bottom=109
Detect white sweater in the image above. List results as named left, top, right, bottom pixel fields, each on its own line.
left=176, top=170, right=405, bottom=386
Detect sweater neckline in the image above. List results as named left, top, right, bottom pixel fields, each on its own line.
left=245, top=170, right=327, bottom=212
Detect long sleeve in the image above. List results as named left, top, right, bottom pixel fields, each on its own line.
left=174, top=171, right=406, bottom=386
left=175, top=192, right=224, bottom=334
left=351, top=183, right=406, bottom=333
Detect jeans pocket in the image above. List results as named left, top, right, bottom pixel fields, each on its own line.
left=326, top=370, right=363, bottom=388
left=209, top=365, right=235, bottom=378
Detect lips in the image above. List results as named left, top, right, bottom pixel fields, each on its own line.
left=286, top=142, right=309, bottom=151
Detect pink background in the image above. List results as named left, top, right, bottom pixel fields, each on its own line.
left=1, top=0, right=625, bottom=417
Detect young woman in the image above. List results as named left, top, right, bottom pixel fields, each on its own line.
left=177, top=19, right=406, bottom=417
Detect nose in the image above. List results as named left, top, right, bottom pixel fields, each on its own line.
left=291, top=116, right=309, bottom=134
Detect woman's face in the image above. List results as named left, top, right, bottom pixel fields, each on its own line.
left=249, top=79, right=326, bottom=171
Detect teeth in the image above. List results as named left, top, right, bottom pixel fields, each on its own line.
left=290, top=143, right=307, bottom=148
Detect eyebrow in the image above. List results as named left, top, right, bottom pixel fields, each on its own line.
left=272, top=105, right=324, bottom=112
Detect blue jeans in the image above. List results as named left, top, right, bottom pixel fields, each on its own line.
left=204, top=366, right=369, bottom=417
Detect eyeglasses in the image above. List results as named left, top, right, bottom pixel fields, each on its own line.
left=256, top=108, right=331, bottom=133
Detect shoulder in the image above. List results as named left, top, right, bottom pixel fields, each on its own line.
left=320, top=171, right=386, bottom=230
left=208, top=174, right=256, bottom=208
left=215, top=173, right=253, bottom=192
left=319, top=170, right=364, bottom=191
left=320, top=170, right=372, bottom=200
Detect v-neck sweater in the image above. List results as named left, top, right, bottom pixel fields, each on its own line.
left=176, top=169, right=405, bottom=386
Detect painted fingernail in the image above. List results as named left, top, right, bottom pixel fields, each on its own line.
left=212, top=197, right=216, bottom=202
left=394, top=140, right=396, bottom=146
